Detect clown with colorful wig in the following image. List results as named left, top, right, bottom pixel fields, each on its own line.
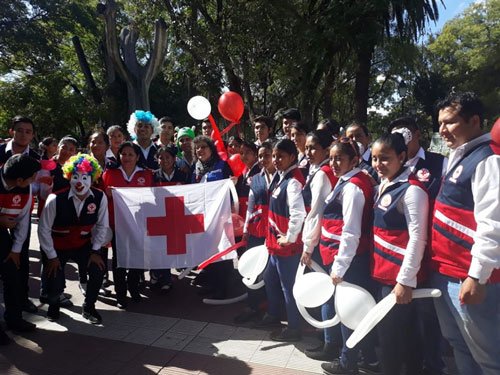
left=127, top=110, right=160, bottom=169
left=38, top=154, right=109, bottom=324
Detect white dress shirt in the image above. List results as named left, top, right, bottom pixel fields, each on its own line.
left=1, top=175, right=31, bottom=253
left=276, top=165, right=306, bottom=243
left=38, top=189, right=109, bottom=259
left=447, top=133, right=500, bottom=283
left=329, top=168, right=366, bottom=278
left=378, top=168, right=429, bottom=288
left=406, top=146, right=448, bottom=175
left=302, top=160, right=335, bottom=254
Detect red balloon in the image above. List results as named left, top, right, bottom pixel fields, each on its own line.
left=491, top=117, right=500, bottom=154
left=227, top=153, right=245, bottom=177
left=218, top=91, right=244, bottom=123
left=40, top=159, right=56, bottom=171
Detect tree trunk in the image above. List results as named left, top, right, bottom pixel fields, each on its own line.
left=353, top=45, right=374, bottom=124
left=99, top=0, right=168, bottom=112
left=72, top=36, right=103, bottom=106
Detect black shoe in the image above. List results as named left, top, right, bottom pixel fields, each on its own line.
left=270, top=327, right=302, bottom=342
left=254, top=313, right=282, bottom=329
left=116, top=298, right=128, bottom=309
left=82, top=303, right=102, bottom=324
left=357, top=361, right=381, bottom=375
left=22, top=299, right=38, bottom=314
left=39, top=294, right=73, bottom=307
left=47, top=305, right=60, bottom=322
left=305, top=342, right=340, bottom=361
left=234, top=308, right=260, bottom=324
left=0, top=329, right=11, bottom=345
left=130, top=292, right=142, bottom=303
left=6, top=319, right=36, bottom=332
left=322, top=359, right=359, bottom=375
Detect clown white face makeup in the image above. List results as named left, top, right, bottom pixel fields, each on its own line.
left=70, top=172, right=92, bottom=198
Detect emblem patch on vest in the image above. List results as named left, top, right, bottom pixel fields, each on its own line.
left=137, top=177, right=146, bottom=185
left=416, top=168, right=430, bottom=182
left=449, top=165, right=463, bottom=184
left=87, top=203, right=97, bottom=214
left=378, top=194, right=392, bottom=211
left=272, top=186, right=281, bottom=198
left=12, top=194, right=21, bottom=206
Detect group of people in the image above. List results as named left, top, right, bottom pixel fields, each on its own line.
left=0, top=91, right=498, bottom=375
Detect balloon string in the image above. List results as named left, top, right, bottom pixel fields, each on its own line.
left=198, top=240, right=248, bottom=270
left=220, top=122, right=238, bottom=136
left=208, top=114, right=228, bottom=161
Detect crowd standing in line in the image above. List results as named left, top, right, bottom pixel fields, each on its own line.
left=0, top=92, right=499, bottom=375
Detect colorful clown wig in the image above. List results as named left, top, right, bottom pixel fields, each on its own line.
left=62, top=153, right=103, bottom=182
left=127, top=110, right=160, bottom=140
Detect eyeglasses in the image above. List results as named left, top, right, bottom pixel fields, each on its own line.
left=337, top=137, right=359, bottom=156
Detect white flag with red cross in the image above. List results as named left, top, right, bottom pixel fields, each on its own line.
left=112, top=179, right=236, bottom=269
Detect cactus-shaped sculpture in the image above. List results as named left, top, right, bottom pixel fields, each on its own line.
left=98, top=0, right=167, bottom=111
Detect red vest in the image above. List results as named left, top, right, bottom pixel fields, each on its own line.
left=431, top=140, right=500, bottom=283
left=102, top=168, right=153, bottom=228
left=320, top=171, right=373, bottom=266
left=51, top=187, right=104, bottom=250
left=266, top=167, right=305, bottom=257
left=0, top=171, right=31, bottom=220
left=372, top=174, right=428, bottom=285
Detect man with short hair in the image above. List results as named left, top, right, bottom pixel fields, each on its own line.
left=280, top=108, right=301, bottom=139
left=158, top=116, right=175, bottom=147
left=0, top=116, right=41, bottom=314
left=389, top=117, right=447, bottom=199
left=253, top=116, right=273, bottom=146
left=431, top=92, right=500, bottom=374
left=0, top=154, right=41, bottom=342
left=0, top=116, right=40, bottom=164
left=345, top=121, right=378, bottom=183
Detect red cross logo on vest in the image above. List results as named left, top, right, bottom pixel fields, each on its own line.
left=146, top=196, right=205, bottom=255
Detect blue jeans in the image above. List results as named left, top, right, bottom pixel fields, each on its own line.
left=264, top=253, right=301, bottom=330
left=431, top=272, right=500, bottom=375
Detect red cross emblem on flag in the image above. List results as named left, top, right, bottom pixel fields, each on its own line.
left=146, top=196, right=205, bottom=255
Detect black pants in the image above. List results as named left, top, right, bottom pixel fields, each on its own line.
left=0, top=229, right=23, bottom=323
left=46, top=247, right=104, bottom=307
left=11, top=224, right=31, bottom=302
left=377, top=284, right=423, bottom=375
left=111, top=237, right=141, bottom=299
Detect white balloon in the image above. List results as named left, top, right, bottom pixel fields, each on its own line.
left=187, top=96, right=211, bottom=120
left=294, top=262, right=340, bottom=329
left=334, top=282, right=376, bottom=330
left=293, top=272, right=335, bottom=308
left=238, top=245, right=268, bottom=279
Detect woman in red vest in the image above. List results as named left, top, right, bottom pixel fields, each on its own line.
left=150, top=144, right=189, bottom=292
left=371, top=133, right=429, bottom=375
left=320, top=138, right=378, bottom=374
left=102, top=142, right=153, bottom=309
left=256, top=139, right=306, bottom=342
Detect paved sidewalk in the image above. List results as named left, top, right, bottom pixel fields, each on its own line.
left=1, top=223, right=326, bottom=374
left=1, top=222, right=457, bottom=374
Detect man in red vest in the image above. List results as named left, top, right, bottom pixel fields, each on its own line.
left=0, top=154, right=41, bottom=344
left=431, top=92, right=500, bottom=374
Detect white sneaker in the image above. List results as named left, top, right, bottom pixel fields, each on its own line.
left=79, top=282, right=87, bottom=296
